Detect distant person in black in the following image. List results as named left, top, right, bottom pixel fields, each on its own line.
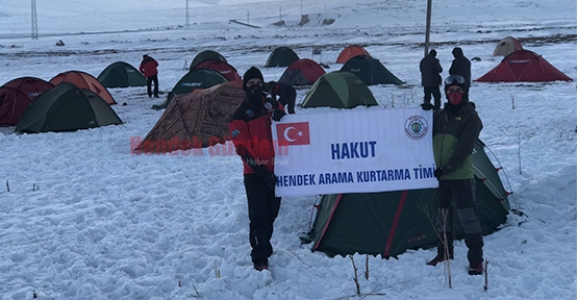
left=265, top=81, right=297, bottom=114
left=449, top=47, right=471, bottom=93
left=420, top=49, right=443, bottom=110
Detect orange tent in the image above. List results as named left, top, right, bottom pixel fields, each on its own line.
left=49, top=70, right=116, bottom=105
left=336, top=45, right=371, bottom=64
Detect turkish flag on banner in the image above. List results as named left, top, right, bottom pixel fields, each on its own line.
left=276, top=122, right=310, bottom=146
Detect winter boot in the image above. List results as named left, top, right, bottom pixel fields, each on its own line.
left=426, top=252, right=454, bottom=266
left=253, top=259, right=269, bottom=271
left=468, top=261, right=484, bottom=275
left=426, top=232, right=454, bottom=266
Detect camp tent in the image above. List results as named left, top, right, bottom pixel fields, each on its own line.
left=191, top=60, right=242, bottom=83
left=336, top=45, right=371, bottom=64
left=16, top=82, right=122, bottom=133
left=279, top=58, right=326, bottom=86
left=475, top=50, right=572, bottom=82
left=493, top=36, right=523, bottom=57
left=49, top=70, right=117, bottom=105
left=301, top=72, right=377, bottom=109
left=340, top=55, right=404, bottom=85
left=0, top=77, right=54, bottom=126
left=189, top=50, right=228, bottom=70
left=265, top=46, right=299, bottom=68
left=153, top=68, right=229, bottom=110
left=308, top=140, right=511, bottom=257
left=134, top=82, right=245, bottom=153
left=97, top=61, right=146, bottom=88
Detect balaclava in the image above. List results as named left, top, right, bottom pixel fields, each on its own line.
left=243, top=67, right=264, bottom=104
left=444, top=75, right=468, bottom=111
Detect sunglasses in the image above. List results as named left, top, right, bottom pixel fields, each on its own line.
left=444, top=75, right=465, bottom=86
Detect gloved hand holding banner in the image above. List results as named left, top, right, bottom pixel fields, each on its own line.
left=271, top=107, right=438, bottom=197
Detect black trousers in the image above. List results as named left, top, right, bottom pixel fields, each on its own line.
left=244, top=174, right=281, bottom=265
left=423, top=86, right=441, bottom=109
left=147, top=75, right=159, bottom=97
left=434, top=179, right=484, bottom=263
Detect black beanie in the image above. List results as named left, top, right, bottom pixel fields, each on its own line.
left=243, top=67, right=264, bottom=90
left=429, top=49, right=437, bottom=57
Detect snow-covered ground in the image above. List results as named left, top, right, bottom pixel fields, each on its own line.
left=0, top=0, right=576, bottom=299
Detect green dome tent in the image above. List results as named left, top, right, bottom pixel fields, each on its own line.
left=97, top=61, right=146, bottom=88
left=153, top=68, right=229, bottom=110
left=16, top=82, right=123, bottom=133
left=189, top=50, right=228, bottom=70
left=307, top=140, right=511, bottom=257
left=265, top=46, right=299, bottom=68
left=340, top=55, right=404, bottom=85
left=301, top=72, right=377, bottom=109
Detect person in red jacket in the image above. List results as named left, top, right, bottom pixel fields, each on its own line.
left=139, top=54, right=159, bottom=98
left=229, top=67, right=286, bottom=271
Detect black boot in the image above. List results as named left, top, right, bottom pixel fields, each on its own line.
left=426, top=232, right=454, bottom=266
left=468, top=260, right=484, bottom=275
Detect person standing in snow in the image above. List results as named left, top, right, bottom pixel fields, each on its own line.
left=139, top=54, right=159, bottom=98
left=423, top=74, right=485, bottom=275
left=264, top=81, right=297, bottom=114
left=420, top=49, right=443, bottom=110
left=449, top=47, right=471, bottom=93
left=229, top=67, right=286, bottom=271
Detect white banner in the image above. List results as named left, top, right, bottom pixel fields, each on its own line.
left=271, top=107, right=438, bottom=197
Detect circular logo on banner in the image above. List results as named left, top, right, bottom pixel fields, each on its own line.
left=264, top=102, right=273, bottom=110
left=405, top=115, right=428, bottom=140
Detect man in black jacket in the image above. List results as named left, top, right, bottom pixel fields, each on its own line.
left=420, top=50, right=443, bottom=109
left=265, top=81, right=297, bottom=114
left=449, top=47, right=471, bottom=93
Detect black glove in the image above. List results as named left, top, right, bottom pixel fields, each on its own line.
left=272, top=109, right=286, bottom=122
left=433, top=168, right=444, bottom=180
left=263, top=172, right=278, bottom=189
left=421, top=102, right=435, bottom=111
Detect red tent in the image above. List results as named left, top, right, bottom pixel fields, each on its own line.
left=0, top=77, right=54, bottom=126
left=336, top=45, right=371, bottom=64
left=49, top=70, right=117, bottom=104
left=191, top=60, right=242, bottom=84
left=475, top=50, right=572, bottom=82
left=278, top=58, right=326, bottom=86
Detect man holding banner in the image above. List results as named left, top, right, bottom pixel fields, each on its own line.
left=229, top=67, right=286, bottom=272
left=424, top=74, right=485, bottom=276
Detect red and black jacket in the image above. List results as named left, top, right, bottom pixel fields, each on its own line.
left=139, top=56, right=159, bottom=77
left=229, top=95, right=285, bottom=175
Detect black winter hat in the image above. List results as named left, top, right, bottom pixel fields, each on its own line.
left=444, top=74, right=469, bottom=102
left=452, top=47, right=463, bottom=58
left=243, top=67, right=264, bottom=90
left=429, top=49, right=437, bottom=57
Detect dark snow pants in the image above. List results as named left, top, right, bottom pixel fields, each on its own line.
left=423, top=86, right=441, bottom=109
left=244, top=174, right=281, bottom=265
left=147, top=75, right=159, bottom=97
left=434, top=179, right=484, bottom=264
